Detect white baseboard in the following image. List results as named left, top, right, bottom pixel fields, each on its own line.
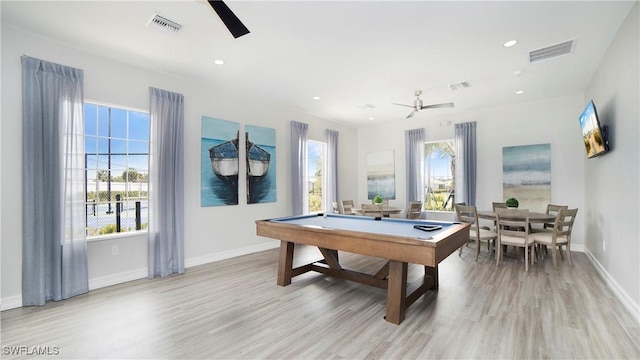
left=89, top=268, right=148, bottom=291
left=1, top=241, right=279, bottom=312
left=1, top=295, right=23, bottom=311
left=571, top=242, right=584, bottom=252
left=585, top=248, right=640, bottom=323
left=185, top=241, right=279, bottom=268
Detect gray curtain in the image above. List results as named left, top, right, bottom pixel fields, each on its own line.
left=405, top=128, right=425, bottom=205
left=455, top=122, right=477, bottom=205
left=325, top=129, right=339, bottom=213
left=290, top=121, right=308, bottom=215
left=148, top=87, right=185, bottom=278
left=21, top=55, right=89, bottom=306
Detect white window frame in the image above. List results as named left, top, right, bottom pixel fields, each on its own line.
left=84, top=101, right=150, bottom=239
left=424, top=140, right=456, bottom=212
left=306, top=139, right=326, bottom=214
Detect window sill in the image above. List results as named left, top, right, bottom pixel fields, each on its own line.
left=87, top=230, right=148, bottom=243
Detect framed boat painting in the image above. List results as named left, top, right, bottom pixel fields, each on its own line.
left=201, top=116, right=240, bottom=206
left=245, top=125, right=276, bottom=204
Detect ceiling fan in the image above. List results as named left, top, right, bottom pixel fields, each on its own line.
left=392, top=90, right=454, bottom=118
left=207, top=0, right=250, bottom=39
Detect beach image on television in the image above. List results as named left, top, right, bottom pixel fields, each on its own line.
left=579, top=101, right=607, bottom=158
left=201, top=116, right=240, bottom=206
left=502, top=143, right=551, bottom=213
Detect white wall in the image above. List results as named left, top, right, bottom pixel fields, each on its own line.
left=357, top=94, right=587, bottom=241
left=583, top=3, right=639, bottom=317
left=0, top=25, right=358, bottom=308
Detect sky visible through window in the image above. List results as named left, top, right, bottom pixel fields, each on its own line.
left=425, top=149, right=452, bottom=180
left=307, top=141, right=323, bottom=177
left=84, top=103, right=149, bottom=180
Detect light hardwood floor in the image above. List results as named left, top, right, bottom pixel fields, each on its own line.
left=2, top=245, right=639, bottom=359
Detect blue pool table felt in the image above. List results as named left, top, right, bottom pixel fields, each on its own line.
left=271, top=213, right=456, bottom=240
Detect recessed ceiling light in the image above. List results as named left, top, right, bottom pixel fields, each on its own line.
left=516, top=90, right=525, bottom=95
left=312, top=96, right=320, bottom=100
left=513, top=69, right=523, bottom=76
left=504, top=40, right=518, bottom=47
left=369, top=117, right=375, bottom=120
left=214, top=59, right=224, bottom=65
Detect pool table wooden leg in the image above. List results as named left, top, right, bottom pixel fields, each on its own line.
left=425, top=265, right=439, bottom=290
left=277, top=240, right=294, bottom=286
left=386, top=260, right=408, bottom=324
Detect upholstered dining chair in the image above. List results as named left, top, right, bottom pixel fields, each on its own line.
left=361, top=204, right=384, bottom=217
left=455, top=202, right=490, bottom=230
left=406, top=201, right=422, bottom=219
left=533, top=204, right=568, bottom=232
left=455, top=204, right=498, bottom=261
left=495, top=208, right=536, bottom=271
left=340, top=200, right=354, bottom=215
left=332, top=202, right=341, bottom=214
left=492, top=202, right=508, bottom=210
left=491, top=202, right=507, bottom=231
left=533, top=208, right=578, bottom=269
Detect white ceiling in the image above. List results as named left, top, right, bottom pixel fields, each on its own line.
left=2, top=1, right=634, bottom=127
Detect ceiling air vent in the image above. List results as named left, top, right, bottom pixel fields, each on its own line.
left=147, top=14, right=183, bottom=35
left=529, top=39, right=575, bottom=64
left=449, top=81, right=471, bottom=91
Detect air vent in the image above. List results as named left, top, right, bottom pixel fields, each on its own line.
left=147, top=14, right=183, bottom=35
left=449, top=81, right=471, bottom=91
left=529, top=40, right=575, bottom=64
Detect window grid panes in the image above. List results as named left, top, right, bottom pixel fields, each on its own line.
left=84, top=103, right=149, bottom=237
left=424, top=140, right=455, bottom=212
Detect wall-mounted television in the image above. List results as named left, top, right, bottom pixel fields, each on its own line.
left=578, top=100, right=609, bottom=158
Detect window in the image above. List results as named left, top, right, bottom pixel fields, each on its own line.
left=84, top=103, right=149, bottom=237
left=424, top=140, right=455, bottom=212
left=307, top=140, right=326, bottom=213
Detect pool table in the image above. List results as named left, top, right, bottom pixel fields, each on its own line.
left=255, top=213, right=470, bottom=324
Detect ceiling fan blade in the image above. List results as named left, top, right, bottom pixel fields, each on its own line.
left=406, top=110, right=417, bottom=119
left=208, top=0, right=250, bottom=39
left=392, top=103, right=414, bottom=108
left=421, top=102, right=454, bottom=110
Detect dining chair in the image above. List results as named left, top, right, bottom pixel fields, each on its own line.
left=533, top=204, right=568, bottom=232
left=533, top=208, right=578, bottom=269
left=455, top=202, right=490, bottom=230
left=340, top=200, right=354, bottom=215
left=492, top=202, right=508, bottom=210
left=332, top=202, right=341, bottom=214
left=361, top=203, right=384, bottom=217
left=455, top=204, right=498, bottom=261
left=406, top=201, right=422, bottom=219
left=495, top=208, right=536, bottom=271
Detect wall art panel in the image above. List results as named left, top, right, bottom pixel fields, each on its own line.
left=246, top=125, right=276, bottom=204
left=201, top=116, right=240, bottom=206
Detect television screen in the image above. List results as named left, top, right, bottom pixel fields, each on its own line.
left=578, top=100, right=608, bottom=158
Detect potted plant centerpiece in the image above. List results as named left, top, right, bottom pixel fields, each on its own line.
left=506, top=197, right=519, bottom=208
left=373, top=195, right=384, bottom=205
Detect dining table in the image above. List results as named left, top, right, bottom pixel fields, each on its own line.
left=476, top=210, right=555, bottom=223
left=351, top=206, right=403, bottom=217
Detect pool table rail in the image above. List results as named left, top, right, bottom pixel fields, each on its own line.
left=256, top=217, right=469, bottom=267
